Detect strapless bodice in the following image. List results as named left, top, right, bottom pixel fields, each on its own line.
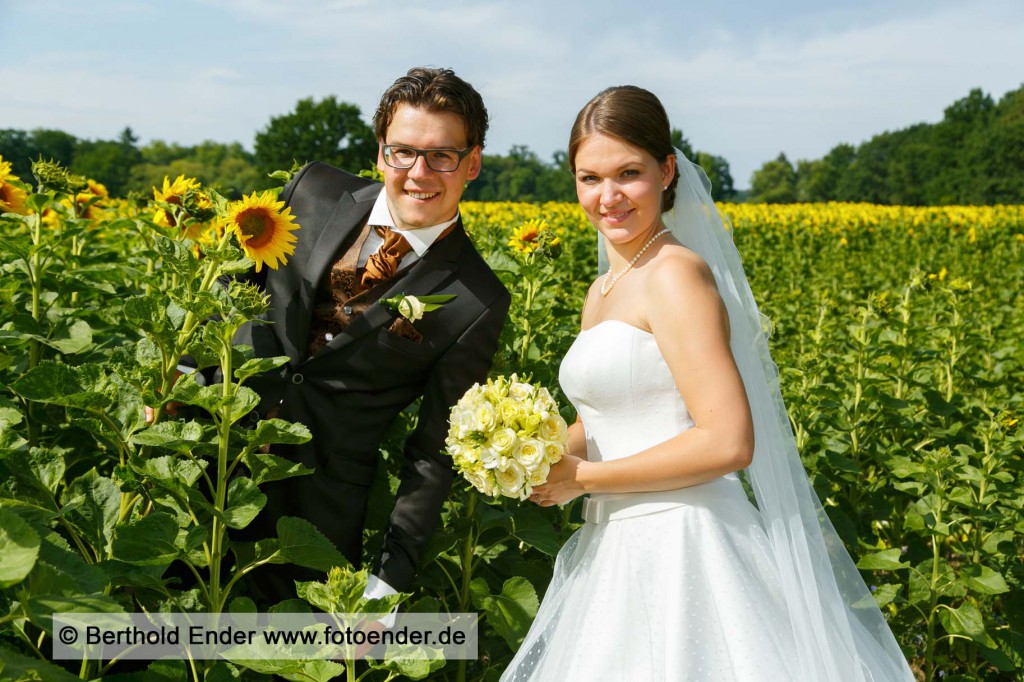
left=559, top=320, right=695, bottom=463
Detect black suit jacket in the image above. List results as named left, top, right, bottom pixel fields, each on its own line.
left=238, top=162, right=510, bottom=592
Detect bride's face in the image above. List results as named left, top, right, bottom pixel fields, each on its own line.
left=573, top=133, right=674, bottom=247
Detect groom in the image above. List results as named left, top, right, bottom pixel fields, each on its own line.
left=240, top=67, right=510, bottom=601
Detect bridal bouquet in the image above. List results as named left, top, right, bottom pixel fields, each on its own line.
left=446, top=374, right=568, bottom=500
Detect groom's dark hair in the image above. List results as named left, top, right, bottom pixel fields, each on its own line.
left=374, top=67, right=489, bottom=149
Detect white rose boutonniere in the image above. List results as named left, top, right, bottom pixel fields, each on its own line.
left=380, top=293, right=456, bottom=323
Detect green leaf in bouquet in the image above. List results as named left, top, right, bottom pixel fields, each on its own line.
left=219, top=477, right=266, bottom=529
left=0, top=508, right=41, bottom=588
left=276, top=516, right=349, bottom=572
left=60, top=468, right=120, bottom=552
left=234, top=355, right=289, bottom=384
left=111, top=512, right=180, bottom=566
left=469, top=576, right=538, bottom=650
left=961, top=564, right=1010, bottom=594
left=855, top=548, right=909, bottom=570
left=243, top=451, right=313, bottom=485
left=510, top=506, right=561, bottom=556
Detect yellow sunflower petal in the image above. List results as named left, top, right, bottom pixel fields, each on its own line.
left=224, top=191, right=300, bottom=272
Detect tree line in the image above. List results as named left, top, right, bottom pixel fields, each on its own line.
left=0, top=96, right=736, bottom=204
left=4, top=85, right=1019, bottom=205
left=749, top=85, right=1024, bottom=204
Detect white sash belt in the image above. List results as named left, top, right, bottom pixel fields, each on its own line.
left=581, top=477, right=745, bottom=524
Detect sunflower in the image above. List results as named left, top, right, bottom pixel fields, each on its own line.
left=153, top=174, right=201, bottom=228
left=0, top=156, right=29, bottom=215
left=224, top=191, right=300, bottom=272
left=508, top=219, right=545, bottom=254
left=73, top=179, right=109, bottom=219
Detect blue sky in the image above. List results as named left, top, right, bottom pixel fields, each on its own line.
left=2, top=0, right=1022, bottom=189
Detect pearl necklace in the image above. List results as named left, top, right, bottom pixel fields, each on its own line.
left=600, top=228, right=670, bottom=296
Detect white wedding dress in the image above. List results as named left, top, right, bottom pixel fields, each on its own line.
left=501, top=319, right=803, bottom=681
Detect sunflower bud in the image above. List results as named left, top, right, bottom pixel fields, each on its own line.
left=31, top=158, right=88, bottom=195
left=181, top=188, right=217, bottom=222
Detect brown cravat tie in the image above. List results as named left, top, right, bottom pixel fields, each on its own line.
left=360, top=226, right=413, bottom=289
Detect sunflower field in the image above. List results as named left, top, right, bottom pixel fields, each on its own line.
left=0, top=156, right=1022, bottom=681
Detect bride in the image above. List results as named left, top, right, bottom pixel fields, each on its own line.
left=500, top=86, right=913, bottom=681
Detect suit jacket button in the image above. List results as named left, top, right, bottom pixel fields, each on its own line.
left=291, top=372, right=304, bottom=385
left=343, top=305, right=353, bottom=315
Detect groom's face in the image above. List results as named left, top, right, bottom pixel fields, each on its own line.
left=378, top=104, right=481, bottom=231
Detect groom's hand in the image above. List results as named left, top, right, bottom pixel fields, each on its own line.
left=530, top=454, right=587, bottom=506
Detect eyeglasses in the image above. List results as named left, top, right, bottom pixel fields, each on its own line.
left=381, top=144, right=475, bottom=172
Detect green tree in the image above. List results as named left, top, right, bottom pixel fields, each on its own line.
left=695, top=152, right=736, bottom=201
left=750, top=153, right=798, bottom=203
left=0, top=129, right=79, bottom=181
left=254, top=96, right=376, bottom=177
left=72, top=127, right=142, bottom=196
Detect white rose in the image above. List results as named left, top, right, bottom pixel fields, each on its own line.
left=527, top=460, right=551, bottom=486
left=509, top=380, right=533, bottom=402
left=498, top=398, right=522, bottom=426
left=474, top=402, right=498, bottom=432
left=488, top=428, right=518, bottom=455
left=494, top=460, right=527, bottom=498
left=397, top=295, right=426, bottom=322
left=543, top=441, right=564, bottom=465
left=538, top=415, right=568, bottom=443
left=479, top=446, right=501, bottom=470
left=514, top=438, right=546, bottom=471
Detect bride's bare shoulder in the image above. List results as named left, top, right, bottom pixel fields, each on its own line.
left=646, top=244, right=717, bottom=295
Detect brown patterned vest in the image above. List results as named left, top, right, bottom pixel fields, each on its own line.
left=306, top=220, right=411, bottom=357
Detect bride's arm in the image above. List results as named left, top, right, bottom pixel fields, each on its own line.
left=565, top=415, right=588, bottom=461
left=533, top=252, right=752, bottom=505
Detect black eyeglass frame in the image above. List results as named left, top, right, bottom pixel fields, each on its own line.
left=380, top=144, right=476, bottom=172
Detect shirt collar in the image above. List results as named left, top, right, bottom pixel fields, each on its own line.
left=367, top=189, right=459, bottom=257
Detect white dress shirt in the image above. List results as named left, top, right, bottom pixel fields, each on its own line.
left=357, top=190, right=460, bottom=268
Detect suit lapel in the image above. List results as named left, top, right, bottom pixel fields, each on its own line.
left=282, top=183, right=379, bottom=356
left=318, top=220, right=466, bottom=354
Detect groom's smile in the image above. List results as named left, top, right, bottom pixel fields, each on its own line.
left=378, top=103, right=481, bottom=231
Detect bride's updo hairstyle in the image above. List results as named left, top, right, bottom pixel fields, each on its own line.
left=568, top=85, right=682, bottom=212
